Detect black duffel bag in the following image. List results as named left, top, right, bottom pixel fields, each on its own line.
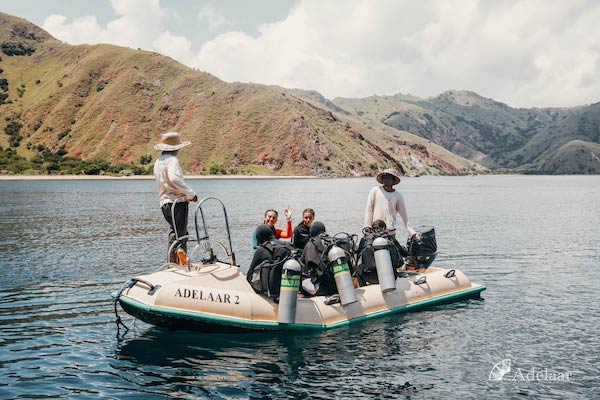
left=407, top=226, right=437, bottom=269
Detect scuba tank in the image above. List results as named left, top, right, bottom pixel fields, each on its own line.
left=372, top=237, right=396, bottom=292
left=277, top=259, right=302, bottom=324
left=327, top=245, right=358, bottom=306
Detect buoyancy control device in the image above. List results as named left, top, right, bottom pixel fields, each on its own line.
left=248, top=240, right=300, bottom=300
left=356, top=228, right=403, bottom=286
left=301, top=233, right=357, bottom=300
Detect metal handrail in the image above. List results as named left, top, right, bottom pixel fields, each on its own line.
left=193, top=197, right=236, bottom=266
left=187, top=240, right=230, bottom=268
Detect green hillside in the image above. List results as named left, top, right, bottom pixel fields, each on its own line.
left=0, top=12, right=481, bottom=176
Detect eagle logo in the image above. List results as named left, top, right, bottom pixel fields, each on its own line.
left=489, top=359, right=511, bottom=381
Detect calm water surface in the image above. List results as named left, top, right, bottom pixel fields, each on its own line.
left=0, top=176, right=598, bottom=399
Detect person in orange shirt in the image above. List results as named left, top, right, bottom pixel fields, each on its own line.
left=251, top=208, right=293, bottom=248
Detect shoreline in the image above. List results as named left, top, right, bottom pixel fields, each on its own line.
left=0, top=173, right=594, bottom=181
left=0, top=174, right=320, bottom=181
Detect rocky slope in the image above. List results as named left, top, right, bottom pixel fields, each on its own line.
left=539, top=140, right=600, bottom=174
left=0, top=12, right=480, bottom=176
left=333, top=91, right=600, bottom=174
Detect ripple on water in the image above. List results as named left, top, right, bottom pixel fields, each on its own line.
left=0, top=177, right=599, bottom=399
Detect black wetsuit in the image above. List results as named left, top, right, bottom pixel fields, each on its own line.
left=292, top=223, right=311, bottom=249
left=248, top=246, right=272, bottom=279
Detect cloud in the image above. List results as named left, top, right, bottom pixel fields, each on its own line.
left=42, top=14, right=104, bottom=45
left=42, top=0, right=600, bottom=107
left=197, top=3, right=228, bottom=31
left=193, top=0, right=600, bottom=107
left=153, top=30, right=193, bottom=62
left=42, top=0, right=191, bottom=61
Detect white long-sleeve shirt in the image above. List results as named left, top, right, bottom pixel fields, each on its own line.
left=153, top=152, right=196, bottom=207
left=363, top=186, right=416, bottom=236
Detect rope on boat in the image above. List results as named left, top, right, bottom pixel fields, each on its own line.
left=114, top=279, right=136, bottom=339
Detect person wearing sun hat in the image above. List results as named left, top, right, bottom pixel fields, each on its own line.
left=363, top=167, right=416, bottom=238
left=153, top=131, right=198, bottom=263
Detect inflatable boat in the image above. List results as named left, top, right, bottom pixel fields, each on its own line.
left=113, top=198, right=485, bottom=332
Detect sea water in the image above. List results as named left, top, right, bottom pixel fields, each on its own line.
left=0, top=176, right=598, bottom=399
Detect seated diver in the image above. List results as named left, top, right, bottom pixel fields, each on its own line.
left=292, top=208, right=315, bottom=250
left=300, top=221, right=338, bottom=296
left=360, top=220, right=408, bottom=258
left=247, top=224, right=298, bottom=300
left=248, top=224, right=278, bottom=278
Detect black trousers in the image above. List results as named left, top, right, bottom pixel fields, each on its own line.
left=161, top=202, right=189, bottom=263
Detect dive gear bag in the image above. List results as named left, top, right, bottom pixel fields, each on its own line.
left=407, top=226, right=437, bottom=269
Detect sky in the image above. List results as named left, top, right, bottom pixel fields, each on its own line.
left=1, top=0, right=599, bottom=108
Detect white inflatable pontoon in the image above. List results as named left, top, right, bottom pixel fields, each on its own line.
left=113, top=198, right=485, bottom=332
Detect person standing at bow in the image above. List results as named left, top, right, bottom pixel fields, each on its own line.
left=153, top=131, right=198, bottom=263
left=363, top=168, right=417, bottom=239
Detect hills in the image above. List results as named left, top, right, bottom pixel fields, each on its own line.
left=539, top=140, right=600, bottom=174
left=332, top=90, right=600, bottom=174
left=0, top=12, right=480, bottom=177
left=3, top=11, right=596, bottom=176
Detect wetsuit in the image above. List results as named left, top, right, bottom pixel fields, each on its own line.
left=292, top=222, right=311, bottom=249
left=252, top=220, right=292, bottom=248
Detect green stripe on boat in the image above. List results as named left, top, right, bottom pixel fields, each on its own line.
left=115, top=284, right=485, bottom=330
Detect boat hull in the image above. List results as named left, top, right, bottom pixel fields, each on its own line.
left=114, top=263, right=485, bottom=332
left=118, top=283, right=484, bottom=332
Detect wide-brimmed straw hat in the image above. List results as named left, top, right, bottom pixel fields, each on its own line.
left=376, top=168, right=402, bottom=185
left=154, top=131, right=191, bottom=151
